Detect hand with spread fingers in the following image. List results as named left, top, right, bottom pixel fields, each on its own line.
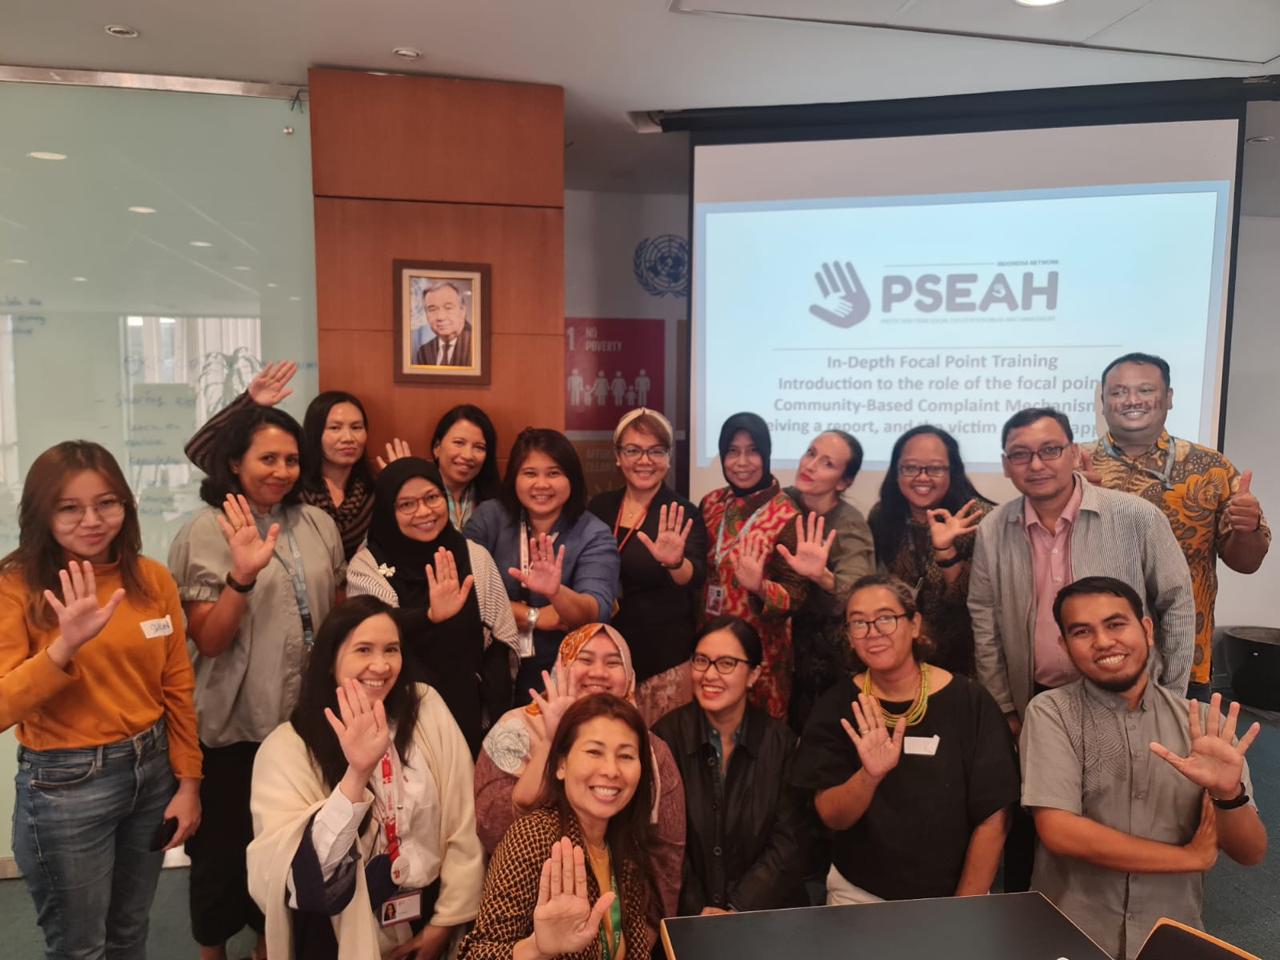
left=375, top=438, right=414, bottom=472
left=635, top=503, right=693, bottom=571
left=1150, top=692, right=1260, bottom=802
left=247, top=360, right=297, bottom=407
left=927, top=498, right=983, bottom=553
left=215, top=494, right=280, bottom=584
left=734, top=534, right=770, bottom=595
left=840, top=692, right=906, bottom=783
left=325, top=678, right=392, bottom=780
left=425, top=547, right=475, bottom=623
left=44, top=560, right=127, bottom=662
left=508, top=533, right=565, bottom=600
left=530, top=837, right=616, bottom=957
left=776, top=512, right=837, bottom=582
left=526, top=669, right=576, bottom=743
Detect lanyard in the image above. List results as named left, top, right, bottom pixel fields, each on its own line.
left=254, top=512, right=314, bottom=647
left=597, top=865, right=623, bottom=960
left=378, top=749, right=404, bottom=866
left=612, top=498, right=650, bottom=554
left=713, top=496, right=766, bottom=568
left=447, top=485, right=475, bottom=531
left=1101, top=434, right=1179, bottom=491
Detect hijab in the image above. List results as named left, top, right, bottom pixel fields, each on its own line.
left=718, top=411, right=774, bottom=496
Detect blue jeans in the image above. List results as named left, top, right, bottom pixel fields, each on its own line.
left=12, top=720, right=176, bottom=960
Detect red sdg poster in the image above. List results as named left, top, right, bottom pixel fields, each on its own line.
left=565, top=317, right=665, bottom=431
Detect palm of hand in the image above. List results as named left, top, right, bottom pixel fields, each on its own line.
left=648, top=530, right=684, bottom=567
left=525, top=560, right=561, bottom=597
left=856, top=729, right=902, bottom=779
left=229, top=526, right=273, bottom=574
left=59, top=597, right=112, bottom=647
left=429, top=583, right=465, bottom=620
left=1183, top=737, right=1243, bottom=796
left=534, top=892, right=594, bottom=954
left=341, top=712, right=390, bottom=772
left=787, top=542, right=828, bottom=579
left=736, top=547, right=765, bottom=590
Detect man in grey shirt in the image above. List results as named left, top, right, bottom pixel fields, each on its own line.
left=1022, top=576, right=1266, bottom=960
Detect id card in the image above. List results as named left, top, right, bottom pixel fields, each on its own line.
left=904, top=734, right=940, bottom=756
left=140, top=615, right=174, bottom=639
left=705, top=585, right=725, bottom=616
left=380, top=890, right=423, bottom=927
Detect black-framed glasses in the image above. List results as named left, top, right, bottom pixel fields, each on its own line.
left=691, top=653, right=752, bottom=675
left=394, top=491, right=446, bottom=515
left=846, top=613, right=905, bottom=639
left=617, top=444, right=670, bottom=463
left=899, top=464, right=949, bottom=479
left=1003, top=444, right=1067, bottom=466
left=54, top=496, right=127, bottom=529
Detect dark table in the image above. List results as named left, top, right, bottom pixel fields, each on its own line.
left=661, top=892, right=1111, bottom=960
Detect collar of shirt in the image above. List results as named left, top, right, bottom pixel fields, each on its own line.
left=701, top=711, right=746, bottom=768
left=1024, top=474, right=1085, bottom=533
left=1102, top=429, right=1171, bottom=464
left=1080, top=672, right=1155, bottom=714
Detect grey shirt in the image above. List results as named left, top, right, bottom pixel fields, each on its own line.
left=1022, top=678, right=1256, bottom=960
left=169, top=503, right=346, bottom=746
left=969, top=474, right=1196, bottom=718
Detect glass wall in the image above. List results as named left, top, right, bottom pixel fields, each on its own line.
left=0, top=79, right=318, bottom=861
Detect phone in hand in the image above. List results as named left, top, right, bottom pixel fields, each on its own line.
left=149, top=817, right=179, bottom=852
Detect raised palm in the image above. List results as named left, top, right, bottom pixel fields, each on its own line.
left=247, top=359, right=297, bottom=407
left=1150, top=694, right=1260, bottom=799
left=426, top=547, right=475, bottom=623
left=510, top=533, right=564, bottom=599
left=841, top=692, right=906, bottom=781
left=636, top=503, right=692, bottom=569
left=216, top=494, right=279, bottom=580
left=44, top=561, right=126, bottom=653
left=735, top=534, right=768, bottom=594
left=777, top=512, right=836, bottom=581
left=324, top=679, right=391, bottom=777
left=532, top=838, right=615, bottom=957
left=529, top=670, right=576, bottom=741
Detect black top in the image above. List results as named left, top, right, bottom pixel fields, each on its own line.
left=652, top=701, right=810, bottom=915
left=587, top=485, right=708, bottom=683
left=791, top=673, right=1019, bottom=901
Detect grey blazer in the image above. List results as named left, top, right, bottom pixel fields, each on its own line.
left=968, top=474, right=1195, bottom=719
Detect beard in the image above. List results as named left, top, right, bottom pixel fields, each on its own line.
left=1088, top=644, right=1150, bottom=694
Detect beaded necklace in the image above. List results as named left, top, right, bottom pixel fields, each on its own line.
left=861, top=662, right=931, bottom=728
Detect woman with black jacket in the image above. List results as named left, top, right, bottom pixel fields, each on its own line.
left=653, top=616, right=810, bottom=915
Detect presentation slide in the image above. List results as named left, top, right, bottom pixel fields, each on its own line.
left=689, top=120, right=1238, bottom=502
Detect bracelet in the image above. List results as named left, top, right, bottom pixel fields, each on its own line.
left=1211, top=784, right=1250, bottom=810
left=662, top=557, right=685, bottom=570
left=225, top=571, right=256, bottom=594
left=935, top=553, right=964, bottom=569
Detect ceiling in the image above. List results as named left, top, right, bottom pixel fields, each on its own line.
left=3, top=0, right=1280, bottom=197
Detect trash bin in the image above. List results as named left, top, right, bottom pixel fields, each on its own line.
left=1223, top=627, right=1280, bottom=712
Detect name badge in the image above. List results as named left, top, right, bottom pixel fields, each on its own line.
left=705, top=585, right=725, bottom=616
left=904, top=734, right=940, bottom=756
left=381, top=889, right=423, bottom=927
left=140, top=616, right=173, bottom=640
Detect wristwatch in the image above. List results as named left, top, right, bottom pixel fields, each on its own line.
left=527, top=606, right=540, bottom=631
left=1211, top=783, right=1250, bottom=810
left=225, top=571, right=256, bottom=594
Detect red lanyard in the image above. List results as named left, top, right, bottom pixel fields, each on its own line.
left=613, top=499, right=650, bottom=554
left=379, top=751, right=402, bottom=864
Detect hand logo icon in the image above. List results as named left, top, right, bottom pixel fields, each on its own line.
left=809, top=261, right=871, bottom=328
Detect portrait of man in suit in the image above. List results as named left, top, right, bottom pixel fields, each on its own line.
left=414, top=279, right=473, bottom=367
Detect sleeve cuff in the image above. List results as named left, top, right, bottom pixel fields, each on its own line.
left=178, top=584, right=222, bottom=603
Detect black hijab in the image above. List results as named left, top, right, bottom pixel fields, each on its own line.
left=368, top=457, right=491, bottom=753
left=718, top=411, right=775, bottom=496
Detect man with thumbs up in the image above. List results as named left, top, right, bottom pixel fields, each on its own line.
left=1085, top=353, right=1271, bottom=700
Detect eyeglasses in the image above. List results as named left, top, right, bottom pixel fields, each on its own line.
left=846, top=613, right=905, bottom=639
left=53, top=496, right=127, bottom=529
left=899, top=464, right=949, bottom=479
left=617, top=445, right=670, bottom=463
left=1004, top=444, right=1067, bottom=466
left=394, top=491, right=446, bottom=515
left=691, top=653, right=752, bottom=675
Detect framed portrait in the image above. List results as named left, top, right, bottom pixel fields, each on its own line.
left=393, top=260, right=491, bottom=384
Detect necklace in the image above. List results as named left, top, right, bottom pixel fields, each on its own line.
left=861, top=663, right=931, bottom=728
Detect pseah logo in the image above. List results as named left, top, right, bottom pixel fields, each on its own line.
left=809, top=261, right=872, bottom=328
left=810, top=259, right=1060, bottom=327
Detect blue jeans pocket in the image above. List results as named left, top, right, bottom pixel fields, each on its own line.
left=29, top=757, right=99, bottom=790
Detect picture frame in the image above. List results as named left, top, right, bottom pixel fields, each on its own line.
left=393, top=259, right=491, bottom=384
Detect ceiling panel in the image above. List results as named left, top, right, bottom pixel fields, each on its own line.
left=1093, top=0, right=1280, bottom=64
left=892, top=0, right=1149, bottom=44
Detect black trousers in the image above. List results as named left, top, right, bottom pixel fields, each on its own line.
left=186, top=741, right=265, bottom=946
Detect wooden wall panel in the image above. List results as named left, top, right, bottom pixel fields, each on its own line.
left=309, top=69, right=563, bottom=208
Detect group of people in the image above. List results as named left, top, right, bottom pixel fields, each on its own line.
left=0, top=350, right=1270, bottom=960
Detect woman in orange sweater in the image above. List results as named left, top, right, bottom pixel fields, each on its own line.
left=0, top=441, right=202, bottom=960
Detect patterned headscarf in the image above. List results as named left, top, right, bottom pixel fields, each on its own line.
left=525, top=623, right=635, bottom=715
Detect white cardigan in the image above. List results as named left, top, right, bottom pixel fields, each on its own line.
left=247, top=685, right=485, bottom=960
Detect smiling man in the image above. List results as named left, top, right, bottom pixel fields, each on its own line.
left=1021, top=576, right=1266, bottom=960
left=1083, top=353, right=1270, bottom=700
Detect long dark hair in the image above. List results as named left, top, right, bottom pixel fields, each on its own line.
left=290, top=596, right=422, bottom=790
left=301, top=391, right=373, bottom=493
left=499, top=428, right=587, bottom=525
left=0, top=441, right=151, bottom=628
left=540, top=694, right=655, bottom=886
left=199, top=405, right=306, bottom=508
left=430, top=404, right=500, bottom=502
left=870, top=425, right=990, bottom=564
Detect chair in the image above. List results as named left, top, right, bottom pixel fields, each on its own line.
left=1134, top=918, right=1259, bottom=960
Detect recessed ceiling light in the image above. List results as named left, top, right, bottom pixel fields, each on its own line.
left=266, top=282, right=278, bottom=288
left=128, top=205, right=156, bottom=214
left=105, top=24, right=139, bottom=38
left=1246, top=135, right=1275, bottom=144
left=233, top=265, right=252, bottom=271
left=126, top=316, right=144, bottom=327
left=71, top=276, right=88, bottom=282
left=28, top=151, right=67, bottom=161
left=5, top=258, right=28, bottom=264
left=392, top=47, right=421, bottom=59
left=1014, top=0, right=1065, bottom=6
left=189, top=240, right=212, bottom=247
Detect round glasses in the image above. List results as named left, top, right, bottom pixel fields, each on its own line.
left=394, top=491, right=446, bottom=515
left=846, top=613, right=905, bottom=639
left=54, top=497, right=127, bottom=529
